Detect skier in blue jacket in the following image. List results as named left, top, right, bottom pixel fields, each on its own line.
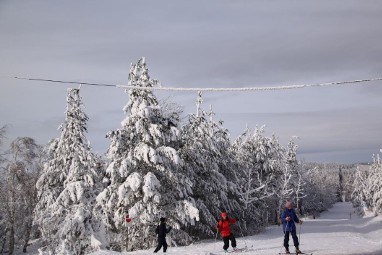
left=281, top=201, right=303, bottom=254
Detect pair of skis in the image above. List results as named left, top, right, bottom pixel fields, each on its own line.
left=279, top=253, right=313, bottom=255
left=224, top=247, right=247, bottom=253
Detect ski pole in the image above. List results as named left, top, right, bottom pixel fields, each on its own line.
left=298, top=222, right=302, bottom=246
left=215, top=228, right=219, bottom=242
left=280, top=221, right=291, bottom=253
left=237, top=221, right=248, bottom=248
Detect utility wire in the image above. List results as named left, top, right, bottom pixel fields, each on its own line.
left=2, top=75, right=382, bottom=92
left=5, top=76, right=116, bottom=87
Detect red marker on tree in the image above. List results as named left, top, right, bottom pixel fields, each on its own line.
left=126, top=213, right=132, bottom=223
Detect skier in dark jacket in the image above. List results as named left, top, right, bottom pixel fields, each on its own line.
left=154, top=217, right=172, bottom=253
left=281, top=201, right=303, bottom=254
left=216, top=212, right=237, bottom=252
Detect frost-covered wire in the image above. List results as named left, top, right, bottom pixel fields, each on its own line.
left=2, top=75, right=382, bottom=92
left=117, top=77, right=382, bottom=91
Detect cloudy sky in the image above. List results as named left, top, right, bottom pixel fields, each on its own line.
left=1, top=0, right=381, bottom=163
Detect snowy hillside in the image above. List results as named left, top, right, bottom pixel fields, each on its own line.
left=86, top=202, right=382, bottom=255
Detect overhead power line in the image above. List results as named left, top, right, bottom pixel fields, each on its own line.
left=5, top=76, right=116, bottom=87
left=2, top=75, right=382, bottom=92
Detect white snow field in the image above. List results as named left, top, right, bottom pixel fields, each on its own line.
left=88, top=202, right=382, bottom=255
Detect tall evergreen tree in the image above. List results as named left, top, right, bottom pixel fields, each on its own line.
left=34, top=88, right=100, bottom=255
left=180, top=93, right=240, bottom=239
left=94, top=58, right=199, bottom=251
left=0, top=125, right=6, bottom=163
left=352, top=152, right=382, bottom=215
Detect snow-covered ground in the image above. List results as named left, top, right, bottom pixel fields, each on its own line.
left=87, top=202, right=382, bottom=255
left=13, top=202, right=382, bottom=255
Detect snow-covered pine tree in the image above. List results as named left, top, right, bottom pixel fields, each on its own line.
left=0, top=126, right=6, bottom=253
left=0, top=125, right=6, bottom=163
left=370, top=153, right=382, bottom=215
left=208, top=105, right=238, bottom=184
left=179, top=93, right=240, bottom=239
left=94, top=58, right=199, bottom=251
left=207, top=106, right=241, bottom=221
left=353, top=152, right=382, bottom=215
left=34, top=88, right=100, bottom=255
left=352, top=165, right=372, bottom=214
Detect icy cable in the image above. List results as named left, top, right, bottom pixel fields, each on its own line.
left=2, top=75, right=382, bottom=92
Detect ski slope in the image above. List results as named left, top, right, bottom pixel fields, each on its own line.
left=89, top=202, right=382, bottom=255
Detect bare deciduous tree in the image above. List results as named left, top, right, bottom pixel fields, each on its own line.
left=0, top=137, right=43, bottom=254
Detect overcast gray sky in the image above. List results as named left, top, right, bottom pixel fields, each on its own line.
left=1, top=0, right=382, bottom=163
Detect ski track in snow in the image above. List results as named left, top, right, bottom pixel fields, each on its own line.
left=17, top=202, right=382, bottom=255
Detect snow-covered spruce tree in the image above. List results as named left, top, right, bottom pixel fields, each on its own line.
left=208, top=106, right=241, bottom=220
left=0, top=126, right=7, bottom=253
left=0, top=125, right=6, bottom=163
left=0, top=127, right=5, bottom=253
left=232, top=126, right=285, bottom=233
left=352, top=165, right=372, bottom=213
left=94, top=58, right=199, bottom=251
left=370, top=153, right=382, bottom=215
left=352, top=152, right=382, bottom=215
left=179, top=93, right=240, bottom=239
left=34, top=88, right=100, bottom=255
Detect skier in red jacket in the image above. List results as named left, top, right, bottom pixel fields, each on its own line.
left=216, top=212, right=237, bottom=252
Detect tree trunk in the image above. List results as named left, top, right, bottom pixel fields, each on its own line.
left=0, top=227, right=7, bottom=254
left=8, top=224, right=14, bottom=255
left=23, top=221, right=32, bottom=253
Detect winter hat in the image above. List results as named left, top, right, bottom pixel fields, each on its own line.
left=221, top=212, right=227, bottom=217
left=160, top=217, right=166, bottom=222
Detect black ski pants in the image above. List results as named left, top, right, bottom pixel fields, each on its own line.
left=154, top=236, right=167, bottom=253
left=223, top=234, right=236, bottom=250
left=284, top=230, right=299, bottom=250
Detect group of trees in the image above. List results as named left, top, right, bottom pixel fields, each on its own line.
left=0, top=127, right=43, bottom=254
left=352, top=152, right=382, bottom=216
left=298, top=162, right=355, bottom=217
left=0, top=58, right=349, bottom=255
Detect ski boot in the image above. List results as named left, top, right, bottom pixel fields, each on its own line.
left=285, top=249, right=291, bottom=254
left=233, top=247, right=238, bottom=251
left=295, top=247, right=302, bottom=254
